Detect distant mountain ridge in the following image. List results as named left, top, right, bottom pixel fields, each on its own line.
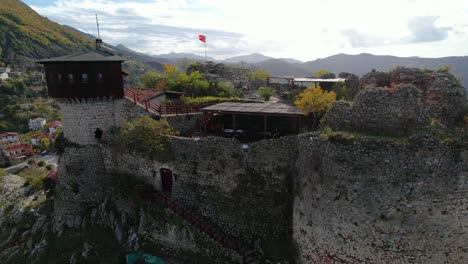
left=250, top=53, right=468, bottom=91
left=2, top=0, right=467, bottom=91
left=155, top=52, right=215, bottom=62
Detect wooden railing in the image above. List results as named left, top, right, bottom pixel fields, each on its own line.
left=141, top=191, right=262, bottom=264
left=123, top=88, right=214, bottom=116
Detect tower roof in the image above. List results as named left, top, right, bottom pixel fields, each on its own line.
left=37, top=49, right=125, bottom=64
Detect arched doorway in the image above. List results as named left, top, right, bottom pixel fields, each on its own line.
left=160, top=168, right=173, bottom=194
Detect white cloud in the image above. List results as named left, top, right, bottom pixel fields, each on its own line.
left=25, top=0, right=468, bottom=60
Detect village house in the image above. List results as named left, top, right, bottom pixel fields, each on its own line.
left=0, top=67, right=11, bottom=73
left=0, top=72, right=8, bottom=82
left=48, top=121, right=62, bottom=133
left=28, top=117, right=46, bottom=130
left=48, top=121, right=62, bottom=134
left=0, top=132, right=19, bottom=144
left=1, top=143, right=34, bottom=160
left=31, top=133, right=57, bottom=146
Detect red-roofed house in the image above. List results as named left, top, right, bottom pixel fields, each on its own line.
left=2, top=144, right=33, bottom=160
left=43, top=170, right=57, bottom=191
left=48, top=121, right=62, bottom=134
left=31, top=133, right=57, bottom=146
left=0, top=132, right=19, bottom=144
left=28, top=117, right=47, bottom=131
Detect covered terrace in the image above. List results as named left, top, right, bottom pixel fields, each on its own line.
left=200, top=102, right=306, bottom=141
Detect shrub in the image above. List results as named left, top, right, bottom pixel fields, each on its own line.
left=18, top=166, right=48, bottom=191
left=27, top=159, right=38, bottom=165
left=38, top=161, right=46, bottom=167
left=294, top=86, right=336, bottom=127
left=116, top=116, right=175, bottom=162
left=45, top=164, right=55, bottom=171
left=0, top=168, right=7, bottom=177
left=258, top=86, right=275, bottom=101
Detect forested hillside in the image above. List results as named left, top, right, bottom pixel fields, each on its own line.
left=0, top=0, right=93, bottom=65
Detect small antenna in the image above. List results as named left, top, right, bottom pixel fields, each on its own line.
left=96, top=14, right=101, bottom=39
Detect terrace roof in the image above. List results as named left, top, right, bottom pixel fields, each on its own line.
left=202, top=102, right=306, bottom=116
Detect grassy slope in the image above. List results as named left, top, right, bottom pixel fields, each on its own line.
left=0, top=0, right=93, bottom=62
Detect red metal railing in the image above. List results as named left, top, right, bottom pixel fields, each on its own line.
left=141, top=191, right=261, bottom=263
left=123, top=88, right=214, bottom=116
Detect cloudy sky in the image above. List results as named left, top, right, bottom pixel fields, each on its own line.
left=23, top=0, right=468, bottom=61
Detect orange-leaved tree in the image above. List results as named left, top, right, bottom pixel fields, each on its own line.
left=294, top=86, right=336, bottom=127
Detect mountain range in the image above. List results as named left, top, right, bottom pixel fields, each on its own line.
left=1, top=0, right=468, bottom=90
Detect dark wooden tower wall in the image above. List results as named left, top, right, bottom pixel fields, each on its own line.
left=44, top=62, right=124, bottom=99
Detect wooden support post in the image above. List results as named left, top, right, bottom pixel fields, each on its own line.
left=233, top=113, right=236, bottom=131
left=264, top=114, right=267, bottom=138
left=297, top=116, right=301, bottom=133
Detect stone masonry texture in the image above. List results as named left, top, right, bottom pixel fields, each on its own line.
left=293, top=133, right=467, bottom=263
left=53, top=79, right=467, bottom=263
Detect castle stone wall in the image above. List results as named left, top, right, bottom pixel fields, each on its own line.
left=55, top=145, right=107, bottom=229
left=327, top=84, right=427, bottom=136
left=293, top=133, right=468, bottom=263
left=103, top=135, right=297, bottom=261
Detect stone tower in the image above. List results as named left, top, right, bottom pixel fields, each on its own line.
left=38, top=40, right=126, bottom=145
left=38, top=41, right=130, bottom=228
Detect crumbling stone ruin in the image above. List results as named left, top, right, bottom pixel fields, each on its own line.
left=327, top=68, right=467, bottom=136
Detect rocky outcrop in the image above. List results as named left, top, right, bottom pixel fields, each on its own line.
left=327, top=68, right=467, bottom=135
left=327, top=84, right=427, bottom=136
left=0, top=175, right=52, bottom=263
left=187, top=62, right=255, bottom=89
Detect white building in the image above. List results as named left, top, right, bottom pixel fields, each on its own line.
left=0, top=132, right=19, bottom=144
left=48, top=120, right=62, bottom=134
left=0, top=67, right=11, bottom=73
left=28, top=117, right=47, bottom=131
left=30, top=133, right=57, bottom=146
left=0, top=72, right=9, bottom=81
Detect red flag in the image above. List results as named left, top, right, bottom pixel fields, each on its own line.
left=198, top=34, right=206, bottom=43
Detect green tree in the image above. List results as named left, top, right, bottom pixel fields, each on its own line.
left=249, top=69, right=271, bottom=81
left=140, top=71, right=166, bottom=89
left=294, top=86, right=336, bottom=127
left=258, top=86, right=275, bottom=101
left=172, top=71, right=210, bottom=97
left=332, top=81, right=349, bottom=101
left=312, top=69, right=331, bottom=77
left=12, top=79, right=26, bottom=95
left=117, top=116, right=175, bottom=162
left=163, top=64, right=179, bottom=78
left=217, top=81, right=241, bottom=97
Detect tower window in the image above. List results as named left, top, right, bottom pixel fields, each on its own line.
left=97, top=73, right=103, bottom=81
left=58, top=74, right=62, bottom=84
left=94, top=128, right=103, bottom=140
left=81, top=73, right=88, bottom=83
left=68, top=73, right=74, bottom=83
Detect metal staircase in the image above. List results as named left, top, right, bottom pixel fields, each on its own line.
left=141, top=191, right=262, bottom=264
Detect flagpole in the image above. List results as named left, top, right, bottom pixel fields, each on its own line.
left=204, top=42, right=207, bottom=62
